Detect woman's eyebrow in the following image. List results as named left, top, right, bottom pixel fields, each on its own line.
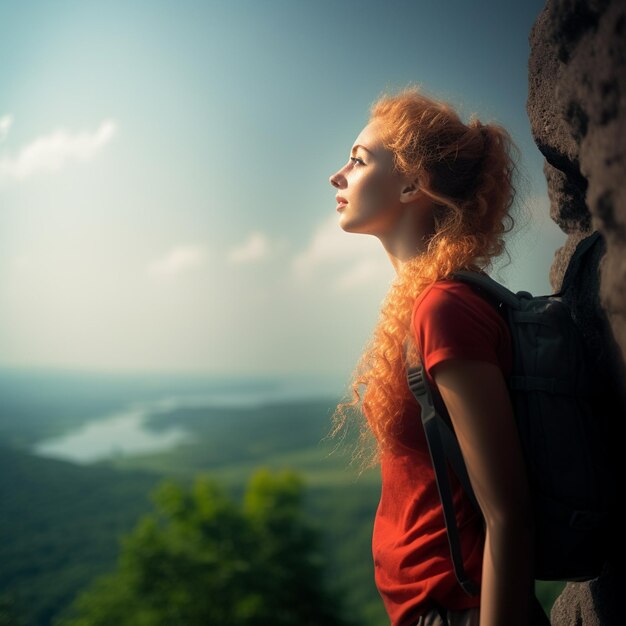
left=351, top=144, right=374, bottom=156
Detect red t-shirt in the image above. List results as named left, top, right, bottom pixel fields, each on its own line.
left=372, top=279, right=513, bottom=626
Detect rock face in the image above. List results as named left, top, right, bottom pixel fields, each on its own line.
left=528, top=0, right=626, bottom=360
left=527, top=0, right=626, bottom=623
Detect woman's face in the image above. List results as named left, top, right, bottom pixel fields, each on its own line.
left=329, top=120, right=410, bottom=237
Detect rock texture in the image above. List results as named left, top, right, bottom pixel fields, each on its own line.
left=527, top=0, right=626, bottom=623
left=550, top=562, right=624, bottom=626
left=528, top=0, right=626, bottom=358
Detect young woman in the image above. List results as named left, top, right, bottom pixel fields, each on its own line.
left=328, top=86, right=542, bottom=626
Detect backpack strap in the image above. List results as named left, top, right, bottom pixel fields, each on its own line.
left=406, top=361, right=481, bottom=597
left=406, top=361, right=553, bottom=622
left=448, top=270, right=522, bottom=309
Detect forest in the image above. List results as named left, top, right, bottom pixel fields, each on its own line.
left=0, top=370, right=564, bottom=625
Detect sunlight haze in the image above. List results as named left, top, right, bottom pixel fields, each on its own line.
left=0, top=0, right=564, bottom=378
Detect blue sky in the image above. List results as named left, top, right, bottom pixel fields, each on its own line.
left=0, top=0, right=565, bottom=378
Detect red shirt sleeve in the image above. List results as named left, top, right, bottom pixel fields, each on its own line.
left=412, top=280, right=511, bottom=383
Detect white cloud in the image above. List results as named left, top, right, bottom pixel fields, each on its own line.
left=149, top=245, right=208, bottom=277
left=293, top=214, right=392, bottom=289
left=0, top=118, right=117, bottom=185
left=293, top=215, right=368, bottom=275
left=0, top=114, right=13, bottom=141
left=228, top=232, right=270, bottom=264
left=334, top=258, right=391, bottom=290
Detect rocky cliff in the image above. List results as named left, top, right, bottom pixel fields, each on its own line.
left=526, top=0, right=626, bottom=623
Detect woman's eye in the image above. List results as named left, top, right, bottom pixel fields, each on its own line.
left=350, top=156, right=365, bottom=166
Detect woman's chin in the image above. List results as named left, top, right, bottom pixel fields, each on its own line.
left=337, top=213, right=358, bottom=233
left=338, top=217, right=372, bottom=236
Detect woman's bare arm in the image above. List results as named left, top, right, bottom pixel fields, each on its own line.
left=432, top=359, right=534, bottom=626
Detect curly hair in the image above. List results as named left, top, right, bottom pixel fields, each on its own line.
left=329, top=84, right=521, bottom=468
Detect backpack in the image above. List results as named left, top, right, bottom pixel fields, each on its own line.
left=406, top=230, right=612, bottom=597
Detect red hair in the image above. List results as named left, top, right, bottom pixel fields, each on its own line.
left=330, top=85, right=520, bottom=467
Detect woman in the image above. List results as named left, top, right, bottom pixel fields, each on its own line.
left=328, top=86, right=541, bottom=626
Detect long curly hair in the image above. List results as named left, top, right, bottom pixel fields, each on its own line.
left=329, top=85, right=521, bottom=467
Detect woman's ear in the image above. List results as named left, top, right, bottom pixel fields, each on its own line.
left=399, top=180, right=420, bottom=204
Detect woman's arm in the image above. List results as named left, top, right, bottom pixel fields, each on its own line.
left=432, top=359, right=534, bottom=626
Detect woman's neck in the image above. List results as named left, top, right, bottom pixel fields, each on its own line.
left=375, top=195, right=438, bottom=275
left=380, top=236, right=430, bottom=274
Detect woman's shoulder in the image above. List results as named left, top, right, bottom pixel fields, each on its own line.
left=412, top=277, right=488, bottom=318
left=411, top=276, right=512, bottom=372
left=411, top=276, right=508, bottom=345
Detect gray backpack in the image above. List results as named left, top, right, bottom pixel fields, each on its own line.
left=407, top=231, right=612, bottom=596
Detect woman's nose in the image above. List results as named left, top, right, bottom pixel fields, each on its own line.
left=329, top=170, right=345, bottom=189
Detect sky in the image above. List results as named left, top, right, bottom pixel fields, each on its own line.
left=0, top=0, right=566, bottom=380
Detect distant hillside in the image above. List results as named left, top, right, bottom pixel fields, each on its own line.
left=0, top=445, right=161, bottom=626
left=0, top=368, right=291, bottom=447
left=1, top=382, right=566, bottom=626
left=0, top=395, right=388, bottom=626
left=110, top=397, right=350, bottom=475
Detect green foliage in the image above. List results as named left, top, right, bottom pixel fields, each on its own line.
left=0, top=398, right=384, bottom=626
left=0, top=445, right=160, bottom=626
left=0, top=591, right=26, bottom=626
left=1, top=388, right=565, bottom=626
left=58, top=470, right=353, bottom=626
left=535, top=580, right=567, bottom=616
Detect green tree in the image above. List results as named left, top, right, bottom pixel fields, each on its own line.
left=57, top=469, right=352, bottom=626
left=0, top=592, right=25, bottom=626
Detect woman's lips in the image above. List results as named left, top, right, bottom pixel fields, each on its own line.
left=336, top=196, right=348, bottom=211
